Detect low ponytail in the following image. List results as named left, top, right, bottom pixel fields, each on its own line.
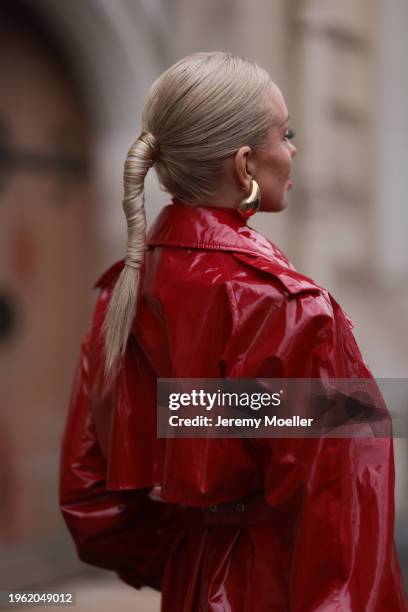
left=101, top=132, right=159, bottom=388
left=101, top=51, right=276, bottom=388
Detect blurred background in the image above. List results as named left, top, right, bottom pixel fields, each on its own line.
left=0, top=0, right=407, bottom=609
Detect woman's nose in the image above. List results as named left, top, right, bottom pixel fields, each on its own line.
left=290, top=143, right=297, bottom=158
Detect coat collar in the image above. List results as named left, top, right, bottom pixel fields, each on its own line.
left=94, top=200, right=322, bottom=295
left=146, top=200, right=289, bottom=263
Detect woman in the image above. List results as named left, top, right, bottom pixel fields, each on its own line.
left=59, top=52, right=407, bottom=610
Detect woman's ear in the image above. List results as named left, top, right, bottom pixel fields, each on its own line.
left=233, top=146, right=253, bottom=192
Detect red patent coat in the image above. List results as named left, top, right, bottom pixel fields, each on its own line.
left=59, top=201, right=407, bottom=611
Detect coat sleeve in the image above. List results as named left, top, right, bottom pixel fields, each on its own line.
left=59, top=322, right=183, bottom=591
left=224, top=288, right=407, bottom=611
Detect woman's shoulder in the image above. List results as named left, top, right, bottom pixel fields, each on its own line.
left=93, top=259, right=126, bottom=290
left=211, top=246, right=333, bottom=326
left=228, top=250, right=324, bottom=299
left=90, top=251, right=332, bottom=321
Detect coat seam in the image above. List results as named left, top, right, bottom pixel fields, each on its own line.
left=216, top=252, right=244, bottom=377
left=146, top=238, right=264, bottom=257
left=216, top=252, right=240, bottom=337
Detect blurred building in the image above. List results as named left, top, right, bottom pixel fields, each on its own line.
left=0, top=0, right=406, bottom=591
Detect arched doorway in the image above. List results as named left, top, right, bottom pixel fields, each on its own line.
left=0, top=1, right=95, bottom=587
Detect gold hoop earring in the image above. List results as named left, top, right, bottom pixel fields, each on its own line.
left=237, top=179, right=261, bottom=218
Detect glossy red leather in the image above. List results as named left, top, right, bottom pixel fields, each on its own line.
left=59, top=201, right=407, bottom=610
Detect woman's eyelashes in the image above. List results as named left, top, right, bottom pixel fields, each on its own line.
left=284, top=128, right=296, bottom=141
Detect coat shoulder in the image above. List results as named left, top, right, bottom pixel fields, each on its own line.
left=231, top=252, right=324, bottom=297
left=93, top=259, right=126, bottom=290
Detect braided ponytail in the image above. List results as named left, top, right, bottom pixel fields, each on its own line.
left=101, top=132, right=159, bottom=388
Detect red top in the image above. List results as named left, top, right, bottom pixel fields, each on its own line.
left=59, top=201, right=407, bottom=610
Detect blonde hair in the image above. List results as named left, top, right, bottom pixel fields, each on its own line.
left=101, top=51, right=275, bottom=387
